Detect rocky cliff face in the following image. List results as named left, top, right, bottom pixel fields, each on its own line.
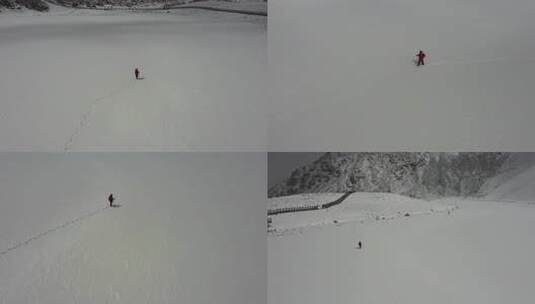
left=0, top=0, right=182, bottom=11
left=54, top=0, right=169, bottom=8
left=268, top=152, right=509, bottom=198
left=0, top=0, right=49, bottom=11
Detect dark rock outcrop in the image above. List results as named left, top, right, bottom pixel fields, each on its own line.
left=0, top=0, right=49, bottom=11
left=269, top=152, right=509, bottom=199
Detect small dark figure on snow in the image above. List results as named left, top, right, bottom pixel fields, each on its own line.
left=134, top=68, right=140, bottom=80
left=108, top=193, right=115, bottom=207
left=416, top=50, right=426, bottom=66
left=357, top=241, right=362, bottom=249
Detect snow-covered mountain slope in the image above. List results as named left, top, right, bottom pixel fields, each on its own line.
left=268, top=192, right=455, bottom=233
left=269, top=152, right=507, bottom=198
left=0, top=10, right=266, bottom=151
left=0, top=153, right=266, bottom=304
left=269, top=199, right=535, bottom=304
left=480, top=153, right=535, bottom=202
left=269, top=0, right=535, bottom=151
left=268, top=153, right=535, bottom=304
left=268, top=156, right=535, bottom=304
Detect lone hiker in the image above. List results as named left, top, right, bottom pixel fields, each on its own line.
left=134, top=68, right=140, bottom=80
left=108, top=193, right=115, bottom=207
left=357, top=241, right=362, bottom=249
left=416, top=50, right=426, bottom=66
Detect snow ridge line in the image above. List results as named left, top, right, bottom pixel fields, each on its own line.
left=269, top=205, right=458, bottom=236
left=268, top=192, right=353, bottom=216
left=0, top=206, right=110, bottom=257
left=165, top=6, right=267, bottom=16
left=63, top=80, right=132, bottom=152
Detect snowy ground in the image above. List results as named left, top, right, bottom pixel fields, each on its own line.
left=173, top=0, right=267, bottom=13
left=268, top=0, right=535, bottom=151
left=269, top=198, right=535, bottom=304
left=480, top=154, right=535, bottom=202
left=268, top=157, right=535, bottom=303
left=268, top=192, right=455, bottom=234
left=0, top=8, right=266, bottom=151
left=268, top=193, right=342, bottom=210
left=0, top=153, right=266, bottom=304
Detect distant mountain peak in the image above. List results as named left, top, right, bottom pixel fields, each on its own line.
left=269, top=152, right=509, bottom=198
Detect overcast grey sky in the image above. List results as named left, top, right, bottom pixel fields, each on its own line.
left=268, top=153, right=323, bottom=188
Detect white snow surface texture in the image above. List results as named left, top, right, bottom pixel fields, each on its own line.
left=268, top=154, right=535, bottom=304
left=0, top=153, right=266, bottom=304
left=0, top=9, right=266, bottom=151
left=269, top=0, right=535, bottom=151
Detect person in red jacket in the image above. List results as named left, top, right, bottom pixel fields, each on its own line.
left=416, top=50, right=426, bottom=66
left=134, top=68, right=140, bottom=80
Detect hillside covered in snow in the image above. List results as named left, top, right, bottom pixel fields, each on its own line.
left=268, top=192, right=456, bottom=233
left=268, top=154, right=535, bottom=304
left=269, top=152, right=510, bottom=198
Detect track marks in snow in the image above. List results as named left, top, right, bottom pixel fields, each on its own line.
left=0, top=206, right=110, bottom=257
left=63, top=81, right=133, bottom=151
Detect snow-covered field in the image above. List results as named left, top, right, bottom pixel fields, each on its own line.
left=0, top=8, right=266, bottom=151
left=0, top=153, right=266, bottom=303
left=268, top=193, right=342, bottom=210
left=269, top=199, right=535, bottom=304
left=173, top=0, right=267, bottom=13
left=268, top=192, right=455, bottom=233
left=269, top=0, right=535, bottom=151
left=268, top=156, right=535, bottom=303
